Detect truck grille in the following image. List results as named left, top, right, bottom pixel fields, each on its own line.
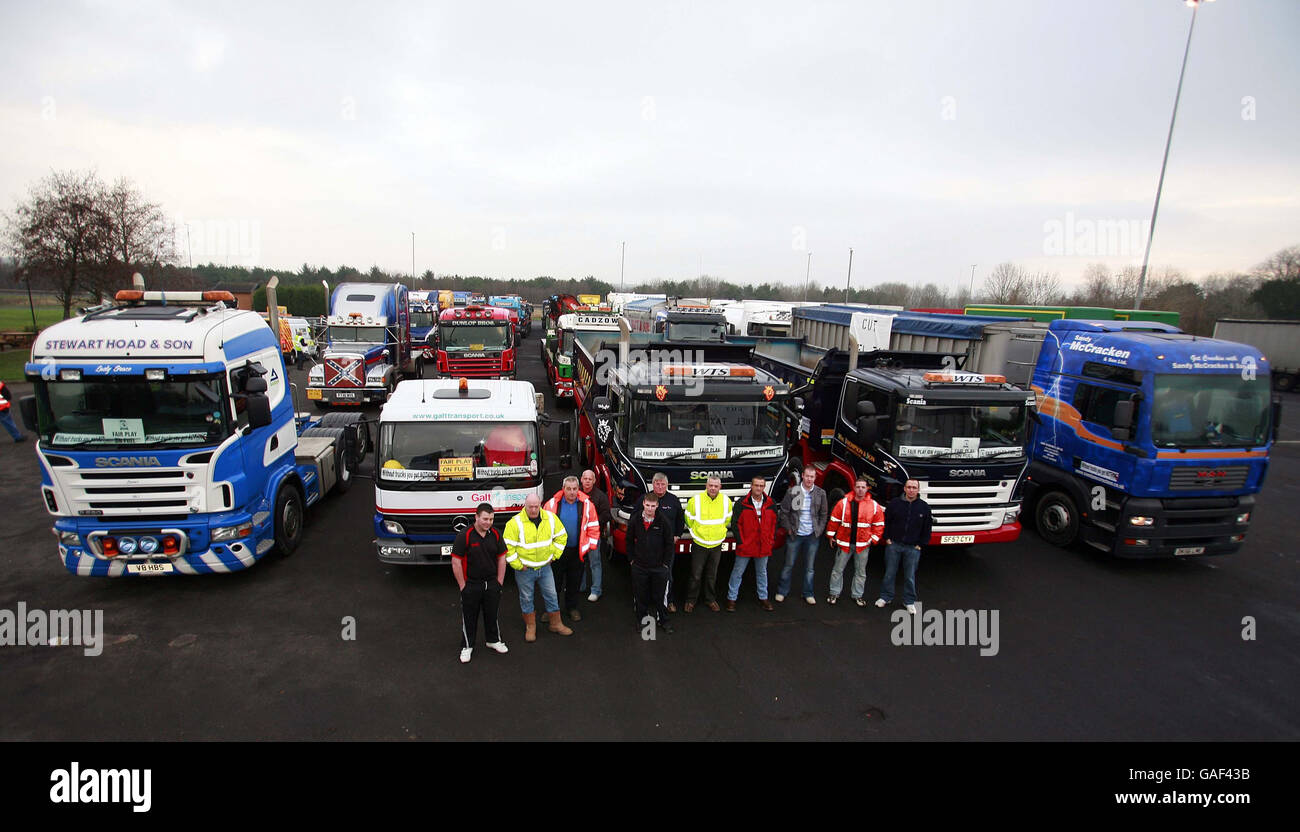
left=57, top=468, right=203, bottom=516
left=1169, top=466, right=1249, bottom=491
left=445, top=355, right=504, bottom=377
left=921, top=479, right=1017, bottom=532
left=324, top=353, right=365, bottom=387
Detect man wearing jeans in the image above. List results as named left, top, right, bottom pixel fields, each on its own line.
left=776, top=466, right=828, bottom=604
left=877, top=479, right=932, bottom=614
left=579, top=469, right=611, bottom=603
left=826, top=476, right=884, bottom=606
left=504, top=494, right=572, bottom=641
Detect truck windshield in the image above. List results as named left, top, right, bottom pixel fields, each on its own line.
left=894, top=402, right=1027, bottom=460
left=628, top=400, right=785, bottom=461
left=35, top=375, right=230, bottom=448
left=664, top=322, right=725, bottom=341
left=409, top=311, right=435, bottom=329
left=329, top=326, right=386, bottom=344
left=1151, top=374, right=1271, bottom=449
left=378, top=421, right=538, bottom=483
left=442, top=324, right=510, bottom=351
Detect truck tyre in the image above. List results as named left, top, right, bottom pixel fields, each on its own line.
left=1275, top=373, right=1295, bottom=392
left=824, top=474, right=848, bottom=508
left=320, top=412, right=371, bottom=456
left=414, top=358, right=425, bottom=380
left=1034, top=491, right=1079, bottom=547
left=273, top=485, right=305, bottom=557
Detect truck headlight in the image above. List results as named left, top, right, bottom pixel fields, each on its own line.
left=138, top=535, right=160, bottom=554
left=1128, top=516, right=1154, bottom=526
left=383, top=520, right=405, bottom=535
left=1236, top=512, right=1250, bottom=524
left=1003, top=510, right=1019, bottom=523
left=118, top=536, right=138, bottom=555
left=56, top=530, right=81, bottom=546
left=212, top=522, right=253, bottom=541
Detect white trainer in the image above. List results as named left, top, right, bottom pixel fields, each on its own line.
left=587, top=593, right=599, bottom=602
left=875, top=598, right=887, bottom=608
left=774, top=594, right=785, bottom=603
left=459, top=648, right=473, bottom=663
left=485, top=641, right=509, bottom=654
left=805, top=596, right=816, bottom=606
left=906, top=603, right=917, bottom=615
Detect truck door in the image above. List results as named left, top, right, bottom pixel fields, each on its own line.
left=829, top=378, right=892, bottom=492
left=1065, top=379, right=1141, bottom=496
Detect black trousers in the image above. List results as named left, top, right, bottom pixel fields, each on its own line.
left=460, top=579, right=502, bottom=649
left=687, top=543, right=722, bottom=605
left=631, top=565, right=669, bottom=626
left=551, top=547, right=585, bottom=613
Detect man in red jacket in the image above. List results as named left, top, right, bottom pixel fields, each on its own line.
left=825, top=475, right=884, bottom=606
left=725, top=477, right=777, bottom=611
left=543, top=477, right=601, bottom=622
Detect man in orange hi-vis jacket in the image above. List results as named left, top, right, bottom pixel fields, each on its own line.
left=543, top=476, right=601, bottom=622
left=825, top=475, right=884, bottom=606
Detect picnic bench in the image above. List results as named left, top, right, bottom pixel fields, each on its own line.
left=0, top=331, right=36, bottom=350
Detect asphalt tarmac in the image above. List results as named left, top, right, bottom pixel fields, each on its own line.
left=0, top=338, right=1296, bottom=740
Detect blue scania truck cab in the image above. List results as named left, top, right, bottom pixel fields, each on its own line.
left=1022, top=320, right=1277, bottom=557
left=21, top=289, right=366, bottom=576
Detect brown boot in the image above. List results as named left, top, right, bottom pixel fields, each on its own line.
left=523, top=613, right=537, bottom=643
left=547, top=611, right=573, bottom=636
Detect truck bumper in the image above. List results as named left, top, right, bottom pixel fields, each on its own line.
left=56, top=540, right=265, bottom=576
left=374, top=538, right=455, bottom=565
left=927, top=522, right=1021, bottom=546
left=1094, top=495, right=1252, bottom=559
left=307, top=387, right=389, bottom=405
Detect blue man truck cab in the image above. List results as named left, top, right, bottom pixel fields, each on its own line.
left=1021, top=320, right=1275, bottom=557
left=21, top=289, right=366, bottom=575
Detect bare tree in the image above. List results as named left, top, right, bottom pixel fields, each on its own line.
left=4, top=170, right=113, bottom=319
left=1024, top=270, right=1063, bottom=305
left=100, top=177, right=177, bottom=297
left=982, top=262, right=1029, bottom=303
left=1254, top=245, right=1300, bottom=283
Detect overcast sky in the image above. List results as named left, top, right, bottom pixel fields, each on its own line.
left=2, top=0, right=1297, bottom=292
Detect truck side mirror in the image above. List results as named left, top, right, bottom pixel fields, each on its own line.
left=856, top=400, right=877, bottom=418
left=793, top=396, right=805, bottom=412
left=1272, top=395, right=1282, bottom=441
left=244, top=376, right=268, bottom=394
left=246, top=394, right=273, bottom=429
left=1112, top=398, right=1134, bottom=441
left=19, top=395, right=38, bottom=432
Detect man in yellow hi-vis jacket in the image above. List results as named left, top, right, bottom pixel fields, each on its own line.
left=504, top=493, right=573, bottom=641
left=683, top=476, right=732, bottom=613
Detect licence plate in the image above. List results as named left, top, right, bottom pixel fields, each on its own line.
left=334, top=392, right=357, bottom=399
left=126, top=562, right=174, bottom=575
left=440, top=545, right=454, bottom=556
left=378, top=544, right=412, bottom=558
left=1175, top=546, right=1205, bottom=556
left=941, top=534, right=975, bottom=544
left=306, top=388, right=322, bottom=400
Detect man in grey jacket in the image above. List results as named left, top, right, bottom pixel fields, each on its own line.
left=775, top=466, right=829, bottom=604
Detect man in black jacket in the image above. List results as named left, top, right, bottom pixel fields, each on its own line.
left=876, top=479, right=932, bottom=614
left=451, top=503, right=510, bottom=663
left=625, top=493, right=674, bottom=635
left=650, top=472, right=686, bottom=612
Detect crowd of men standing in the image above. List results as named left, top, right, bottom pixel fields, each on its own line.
left=450, top=465, right=932, bottom=664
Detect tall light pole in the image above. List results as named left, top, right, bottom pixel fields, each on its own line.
left=844, top=247, right=854, bottom=304
left=620, top=241, right=626, bottom=289
left=1135, top=0, right=1210, bottom=310
left=411, top=232, right=416, bottom=287
left=803, top=251, right=813, bottom=302
left=968, top=264, right=977, bottom=300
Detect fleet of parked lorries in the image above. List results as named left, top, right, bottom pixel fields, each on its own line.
left=16, top=279, right=1285, bottom=575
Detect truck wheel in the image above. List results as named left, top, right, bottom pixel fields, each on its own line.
left=334, top=446, right=354, bottom=494
left=414, top=358, right=425, bottom=380
left=825, top=474, right=848, bottom=508
left=273, top=485, right=305, bottom=557
left=320, top=412, right=370, bottom=456
left=1034, top=491, right=1079, bottom=547
left=1275, top=373, right=1295, bottom=392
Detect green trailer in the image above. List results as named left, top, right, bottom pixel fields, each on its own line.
left=964, top=304, right=1180, bottom=327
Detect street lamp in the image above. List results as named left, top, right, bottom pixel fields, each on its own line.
left=844, top=248, right=854, bottom=304
left=620, top=241, right=626, bottom=289
left=803, top=251, right=813, bottom=302
left=1135, top=0, right=1213, bottom=309
left=968, top=264, right=977, bottom=300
